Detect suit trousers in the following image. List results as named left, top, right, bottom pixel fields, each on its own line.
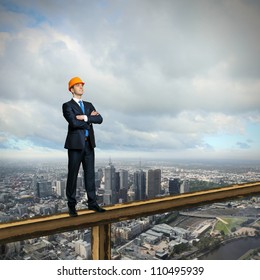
left=66, top=140, right=96, bottom=208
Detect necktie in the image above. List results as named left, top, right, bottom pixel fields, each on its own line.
left=79, top=100, right=89, bottom=137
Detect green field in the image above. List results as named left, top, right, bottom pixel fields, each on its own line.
left=214, top=217, right=248, bottom=235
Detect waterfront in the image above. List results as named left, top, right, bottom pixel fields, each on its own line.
left=199, top=237, right=260, bottom=260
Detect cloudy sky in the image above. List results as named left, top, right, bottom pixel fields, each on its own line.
left=0, top=0, right=259, bottom=161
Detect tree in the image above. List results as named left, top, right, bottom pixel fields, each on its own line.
left=231, top=227, right=236, bottom=232
left=174, top=243, right=189, bottom=254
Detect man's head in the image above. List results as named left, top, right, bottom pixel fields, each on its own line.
left=68, top=77, right=85, bottom=96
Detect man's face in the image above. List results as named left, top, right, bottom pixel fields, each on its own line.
left=71, top=83, right=84, bottom=96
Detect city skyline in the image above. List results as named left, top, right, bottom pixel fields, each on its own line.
left=0, top=158, right=259, bottom=260
left=0, top=0, right=260, bottom=161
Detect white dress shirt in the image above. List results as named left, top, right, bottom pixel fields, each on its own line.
left=73, top=97, right=88, bottom=122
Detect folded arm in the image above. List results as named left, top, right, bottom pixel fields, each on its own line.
left=76, top=110, right=103, bottom=124
left=62, top=103, right=90, bottom=129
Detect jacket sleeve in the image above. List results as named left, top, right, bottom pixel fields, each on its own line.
left=87, top=103, right=103, bottom=124
left=62, top=102, right=90, bottom=129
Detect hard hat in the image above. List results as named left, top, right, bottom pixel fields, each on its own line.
left=68, top=77, right=85, bottom=91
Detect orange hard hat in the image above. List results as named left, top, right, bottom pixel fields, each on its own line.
left=68, top=77, right=85, bottom=91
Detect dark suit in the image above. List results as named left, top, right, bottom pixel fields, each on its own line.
left=62, top=99, right=103, bottom=208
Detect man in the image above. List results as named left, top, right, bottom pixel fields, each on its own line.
left=62, top=76, right=106, bottom=216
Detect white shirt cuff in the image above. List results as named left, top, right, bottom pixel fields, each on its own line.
left=83, top=115, right=88, bottom=122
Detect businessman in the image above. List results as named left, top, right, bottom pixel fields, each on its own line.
left=62, top=76, right=105, bottom=216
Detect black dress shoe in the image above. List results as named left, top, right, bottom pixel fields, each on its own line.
left=88, top=204, right=106, bottom=212
left=68, top=207, right=78, bottom=217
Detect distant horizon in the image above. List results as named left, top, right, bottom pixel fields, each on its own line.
left=1, top=155, right=260, bottom=166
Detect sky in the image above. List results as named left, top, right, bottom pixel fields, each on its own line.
left=0, top=0, right=260, bottom=161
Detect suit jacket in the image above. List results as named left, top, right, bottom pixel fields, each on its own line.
left=62, top=99, right=103, bottom=149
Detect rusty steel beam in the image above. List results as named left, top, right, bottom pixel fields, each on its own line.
left=91, top=224, right=111, bottom=260
left=0, top=181, right=260, bottom=246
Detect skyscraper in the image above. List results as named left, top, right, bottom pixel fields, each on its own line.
left=180, top=180, right=190, bottom=194
left=134, top=170, right=146, bottom=200
left=34, top=180, right=52, bottom=198
left=56, top=180, right=66, bottom=198
left=104, top=160, right=117, bottom=205
left=146, top=169, right=161, bottom=199
left=169, top=178, right=181, bottom=195
left=119, top=169, right=128, bottom=202
left=95, top=168, right=103, bottom=189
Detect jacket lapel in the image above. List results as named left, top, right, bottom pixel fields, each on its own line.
left=83, top=101, right=91, bottom=116
left=70, top=99, right=83, bottom=114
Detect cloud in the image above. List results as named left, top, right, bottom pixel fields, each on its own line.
left=0, top=0, right=260, bottom=160
left=97, top=110, right=247, bottom=154
left=236, top=142, right=251, bottom=149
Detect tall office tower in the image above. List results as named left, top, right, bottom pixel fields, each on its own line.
left=76, top=175, right=84, bottom=199
left=169, top=178, right=181, bottom=195
left=97, top=168, right=103, bottom=181
left=119, top=169, right=128, bottom=202
left=77, top=175, right=84, bottom=188
left=56, top=180, right=66, bottom=198
left=35, top=180, right=52, bottom=198
left=104, top=160, right=117, bottom=205
left=95, top=168, right=103, bottom=189
left=180, top=180, right=190, bottom=194
left=134, top=170, right=146, bottom=201
left=114, top=172, right=120, bottom=203
left=146, top=169, right=161, bottom=199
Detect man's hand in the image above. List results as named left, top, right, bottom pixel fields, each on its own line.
left=76, top=111, right=99, bottom=121
left=76, top=115, right=85, bottom=120
left=91, top=110, right=100, bottom=116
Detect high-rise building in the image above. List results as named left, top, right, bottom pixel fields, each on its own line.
left=104, top=160, right=117, bottom=205
left=115, top=171, right=120, bottom=196
left=146, top=169, right=161, bottom=199
left=180, top=180, right=190, bottom=194
left=76, top=175, right=84, bottom=199
left=56, top=180, right=66, bottom=198
left=97, top=168, right=103, bottom=181
left=95, top=168, right=103, bottom=189
left=119, top=169, right=128, bottom=190
left=35, top=180, right=52, bottom=198
left=118, top=169, right=128, bottom=203
left=134, top=170, right=146, bottom=200
left=169, top=178, right=181, bottom=195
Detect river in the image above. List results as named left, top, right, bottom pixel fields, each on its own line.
left=199, top=237, right=260, bottom=260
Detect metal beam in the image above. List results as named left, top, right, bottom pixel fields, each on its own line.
left=0, top=181, right=260, bottom=246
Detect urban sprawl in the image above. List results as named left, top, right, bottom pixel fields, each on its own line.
left=0, top=159, right=260, bottom=260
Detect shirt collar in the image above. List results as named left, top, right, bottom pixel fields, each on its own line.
left=73, top=97, right=83, bottom=104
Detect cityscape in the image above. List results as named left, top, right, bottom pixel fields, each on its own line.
left=0, top=158, right=260, bottom=260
